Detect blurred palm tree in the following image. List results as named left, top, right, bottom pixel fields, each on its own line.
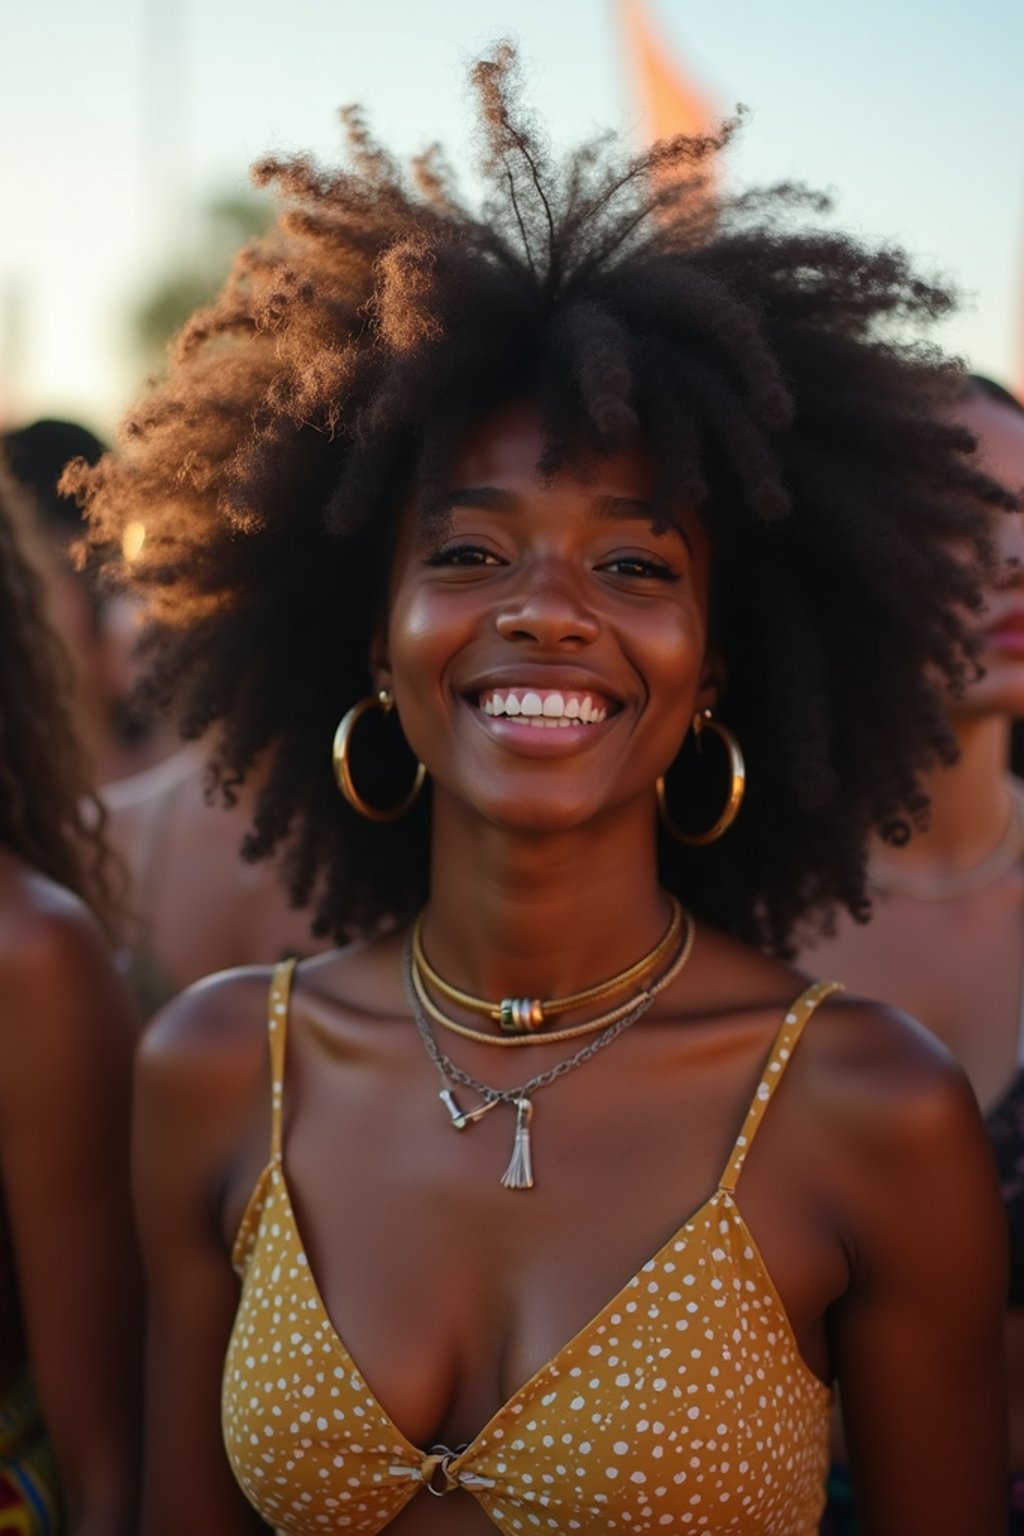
left=132, top=191, right=272, bottom=369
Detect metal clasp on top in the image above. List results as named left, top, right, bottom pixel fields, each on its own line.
left=425, top=1443, right=468, bottom=1496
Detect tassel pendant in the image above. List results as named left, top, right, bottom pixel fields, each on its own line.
left=500, top=1097, right=535, bottom=1191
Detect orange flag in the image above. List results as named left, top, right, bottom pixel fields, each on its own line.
left=616, top=0, right=716, bottom=147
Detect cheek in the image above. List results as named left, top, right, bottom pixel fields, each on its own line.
left=387, top=585, right=461, bottom=686
left=632, top=606, right=709, bottom=752
left=383, top=584, right=478, bottom=758
left=647, top=585, right=709, bottom=677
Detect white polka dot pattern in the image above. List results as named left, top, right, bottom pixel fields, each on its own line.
left=222, top=968, right=839, bottom=1535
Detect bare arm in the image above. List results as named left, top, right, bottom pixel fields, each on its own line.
left=829, top=1014, right=1006, bottom=1535
left=0, top=889, right=142, bottom=1536
left=134, top=972, right=271, bottom=1536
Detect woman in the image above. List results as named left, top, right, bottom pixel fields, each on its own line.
left=0, top=462, right=141, bottom=1533
left=803, top=375, right=1024, bottom=1532
left=75, top=49, right=1006, bottom=1534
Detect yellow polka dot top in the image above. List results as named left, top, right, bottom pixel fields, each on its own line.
left=223, top=964, right=838, bottom=1535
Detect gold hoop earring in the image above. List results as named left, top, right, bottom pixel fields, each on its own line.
left=332, top=690, right=426, bottom=822
left=657, top=708, right=745, bottom=846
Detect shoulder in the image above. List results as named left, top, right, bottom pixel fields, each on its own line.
left=797, top=990, right=975, bottom=1125
left=0, top=850, right=137, bottom=1134
left=0, top=847, right=100, bottom=969
left=134, top=967, right=286, bottom=1229
left=789, top=991, right=995, bottom=1243
left=0, top=848, right=130, bottom=1034
left=288, top=929, right=408, bottom=1021
left=690, top=923, right=977, bottom=1147
left=139, top=965, right=279, bottom=1091
left=139, top=932, right=391, bottom=1087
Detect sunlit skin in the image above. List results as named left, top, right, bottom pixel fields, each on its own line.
left=135, top=403, right=1005, bottom=1536
left=802, top=387, right=1024, bottom=1467
left=0, top=847, right=141, bottom=1536
left=376, top=401, right=715, bottom=999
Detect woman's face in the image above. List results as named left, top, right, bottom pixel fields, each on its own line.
left=955, top=392, right=1024, bottom=720
left=380, top=399, right=714, bottom=835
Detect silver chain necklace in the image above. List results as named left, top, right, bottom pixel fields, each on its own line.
left=401, top=911, right=694, bottom=1191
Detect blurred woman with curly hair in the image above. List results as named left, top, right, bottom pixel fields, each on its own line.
left=73, top=45, right=1006, bottom=1534
left=805, top=374, right=1024, bottom=1533
left=0, top=462, right=140, bottom=1533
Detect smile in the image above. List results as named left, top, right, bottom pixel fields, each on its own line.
left=476, top=688, right=611, bottom=727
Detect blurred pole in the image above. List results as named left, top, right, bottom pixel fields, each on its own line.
left=0, top=276, right=28, bottom=429
left=139, top=0, right=192, bottom=264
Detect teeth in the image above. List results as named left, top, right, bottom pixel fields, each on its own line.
left=478, top=688, right=610, bottom=723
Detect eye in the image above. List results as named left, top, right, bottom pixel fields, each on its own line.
left=597, top=552, right=678, bottom=581
left=424, top=542, right=505, bottom=569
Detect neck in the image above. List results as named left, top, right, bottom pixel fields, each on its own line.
left=871, top=713, right=1014, bottom=874
left=421, top=789, right=671, bottom=1002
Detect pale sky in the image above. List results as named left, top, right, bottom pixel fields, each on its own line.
left=2, top=0, right=1022, bottom=435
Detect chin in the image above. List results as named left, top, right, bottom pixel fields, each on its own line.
left=471, top=785, right=604, bottom=835
left=952, top=681, right=1024, bottom=722
left=484, top=804, right=597, bottom=835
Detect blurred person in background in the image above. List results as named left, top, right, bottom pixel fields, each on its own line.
left=1, top=418, right=172, bottom=784
left=803, top=374, right=1024, bottom=1533
left=0, top=460, right=141, bottom=1534
left=102, top=740, right=328, bottom=1017
left=5, top=421, right=322, bottom=1015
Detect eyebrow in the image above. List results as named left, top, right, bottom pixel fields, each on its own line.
left=444, top=488, right=659, bottom=522
left=438, top=487, right=689, bottom=545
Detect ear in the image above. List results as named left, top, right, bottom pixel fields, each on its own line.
left=695, top=646, right=725, bottom=716
left=369, top=617, right=392, bottom=697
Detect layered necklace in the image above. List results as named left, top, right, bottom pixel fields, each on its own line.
left=403, top=896, right=695, bottom=1191
left=867, top=783, right=1024, bottom=902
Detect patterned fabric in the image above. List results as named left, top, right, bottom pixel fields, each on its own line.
left=223, top=963, right=840, bottom=1536
left=0, top=1373, right=60, bottom=1534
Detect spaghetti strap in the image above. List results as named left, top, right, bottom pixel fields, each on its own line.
left=719, top=979, right=843, bottom=1194
left=267, top=959, right=298, bottom=1163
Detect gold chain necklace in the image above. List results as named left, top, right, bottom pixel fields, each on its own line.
left=403, top=912, right=695, bottom=1190
left=408, top=941, right=695, bottom=1046
left=867, top=784, right=1024, bottom=901
left=412, top=895, right=682, bottom=1034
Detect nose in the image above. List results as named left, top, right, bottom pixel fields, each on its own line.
left=493, top=560, right=601, bottom=648
left=997, top=509, right=1024, bottom=585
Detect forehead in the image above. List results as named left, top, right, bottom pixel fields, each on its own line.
left=448, top=399, right=657, bottom=502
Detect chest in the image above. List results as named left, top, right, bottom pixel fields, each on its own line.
left=226, top=1017, right=842, bottom=1450
left=225, top=1171, right=831, bottom=1536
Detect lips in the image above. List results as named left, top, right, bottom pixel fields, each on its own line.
left=476, top=687, right=612, bottom=727
left=983, top=610, right=1024, bottom=653
left=985, top=612, right=1024, bottom=635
